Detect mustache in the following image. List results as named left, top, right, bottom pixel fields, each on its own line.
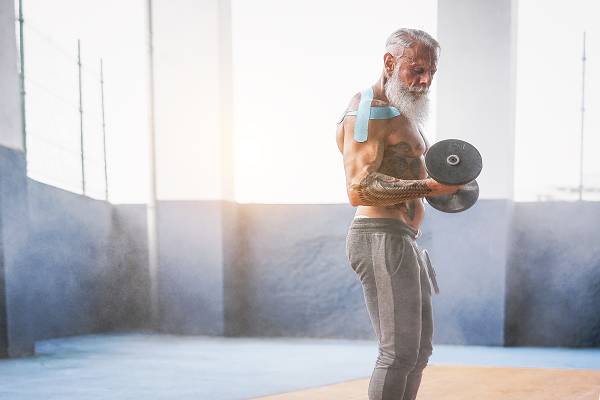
left=406, top=85, right=428, bottom=94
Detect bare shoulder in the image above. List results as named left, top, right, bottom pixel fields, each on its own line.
left=336, top=90, right=391, bottom=153
left=346, top=92, right=361, bottom=111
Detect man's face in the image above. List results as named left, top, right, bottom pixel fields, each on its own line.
left=383, top=42, right=437, bottom=124
left=391, top=43, right=437, bottom=93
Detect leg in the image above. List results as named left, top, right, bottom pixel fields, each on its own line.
left=349, top=232, right=423, bottom=400
left=402, top=246, right=434, bottom=400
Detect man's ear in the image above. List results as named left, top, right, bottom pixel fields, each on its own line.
left=383, top=52, right=395, bottom=76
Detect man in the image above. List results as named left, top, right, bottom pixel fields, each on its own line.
left=336, top=28, right=461, bottom=400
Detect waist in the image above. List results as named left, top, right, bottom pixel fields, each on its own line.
left=349, top=216, right=420, bottom=240
left=356, top=200, right=425, bottom=231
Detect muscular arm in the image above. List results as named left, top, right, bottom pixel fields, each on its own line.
left=339, top=99, right=453, bottom=207
left=353, top=171, right=432, bottom=207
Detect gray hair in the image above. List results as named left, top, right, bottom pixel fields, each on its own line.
left=385, top=28, right=440, bottom=62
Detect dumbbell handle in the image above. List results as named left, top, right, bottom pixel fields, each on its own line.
left=425, top=178, right=465, bottom=197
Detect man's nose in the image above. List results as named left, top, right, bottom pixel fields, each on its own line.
left=419, top=72, right=432, bottom=85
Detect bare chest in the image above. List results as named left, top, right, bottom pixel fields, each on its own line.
left=378, top=122, right=428, bottom=180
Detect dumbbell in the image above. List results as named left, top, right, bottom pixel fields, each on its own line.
left=424, top=139, right=482, bottom=213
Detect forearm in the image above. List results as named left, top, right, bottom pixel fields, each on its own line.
left=351, top=171, right=433, bottom=207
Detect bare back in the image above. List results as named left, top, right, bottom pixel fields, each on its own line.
left=336, top=92, right=429, bottom=230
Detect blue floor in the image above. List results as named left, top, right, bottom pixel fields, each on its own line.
left=0, top=333, right=598, bottom=400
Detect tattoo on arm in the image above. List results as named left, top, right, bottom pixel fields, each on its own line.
left=356, top=172, right=432, bottom=206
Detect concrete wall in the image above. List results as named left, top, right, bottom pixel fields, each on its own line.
left=220, top=202, right=510, bottom=345
left=150, top=0, right=233, bottom=336
left=0, top=0, right=152, bottom=350
left=108, top=204, right=152, bottom=331
left=506, top=202, right=600, bottom=347
left=223, top=204, right=372, bottom=339
left=434, top=0, right=518, bottom=345
left=429, top=200, right=512, bottom=345
left=157, top=201, right=224, bottom=335
left=153, top=200, right=598, bottom=347
left=1, top=189, right=598, bottom=355
left=1, top=161, right=151, bottom=358
left=26, top=181, right=150, bottom=340
left=0, top=0, right=29, bottom=357
left=0, top=147, right=31, bottom=357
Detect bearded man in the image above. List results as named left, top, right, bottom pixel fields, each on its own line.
left=335, top=28, right=462, bottom=400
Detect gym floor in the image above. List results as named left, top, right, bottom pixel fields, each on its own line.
left=0, top=333, right=598, bottom=400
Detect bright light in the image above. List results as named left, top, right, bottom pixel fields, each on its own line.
left=231, top=0, right=438, bottom=203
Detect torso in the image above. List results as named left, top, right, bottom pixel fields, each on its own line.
left=336, top=102, right=429, bottom=231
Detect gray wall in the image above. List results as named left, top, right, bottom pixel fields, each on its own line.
left=0, top=0, right=30, bottom=358
left=506, top=202, right=600, bottom=347
left=157, top=201, right=224, bottom=335
left=219, top=202, right=510, bottom=345
left=223, top=204, right=372, bottom=339
left=1, top=188, right=599, bottom=357
left=107, top=204, right=152, bottom=331
left=152, top=200, right=599, bottom=347
left=26, top=180, right=150, bottom=340
left=429, top=200, right=512, bottom=345
left=430, top=0, right=518, bottom=346
left=0, top=147, right=31, bottom=357
left=1, top=166, right=151, bottom=358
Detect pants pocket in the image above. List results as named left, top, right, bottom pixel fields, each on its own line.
left=384, top=234, right=407, bottom=277
left=345, top=231, right=364, bottom=273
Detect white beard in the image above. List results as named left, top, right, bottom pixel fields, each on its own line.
left=384, top=67, right=429, bottom=126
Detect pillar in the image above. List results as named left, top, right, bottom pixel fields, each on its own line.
left=0, top=0, right=33, bottom=357
left=432, top=0, right=517, bottom=345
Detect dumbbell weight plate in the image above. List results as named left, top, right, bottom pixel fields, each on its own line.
left=425, top=139, right=483, bottom=185
left=426, top=180, right=479, bottom=213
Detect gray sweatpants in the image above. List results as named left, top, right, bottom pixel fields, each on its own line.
left=345, top=217, right=435, bottom=400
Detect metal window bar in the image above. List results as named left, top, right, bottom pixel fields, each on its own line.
left=16, top=5, right=110, bottom=201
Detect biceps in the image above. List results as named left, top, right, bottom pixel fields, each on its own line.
left=342, top=117, right=384, bottom=175
left=344, top=139, right=383, bottom=175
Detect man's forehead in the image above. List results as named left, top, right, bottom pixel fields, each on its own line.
left=401, top=44, right=437, bottom=67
